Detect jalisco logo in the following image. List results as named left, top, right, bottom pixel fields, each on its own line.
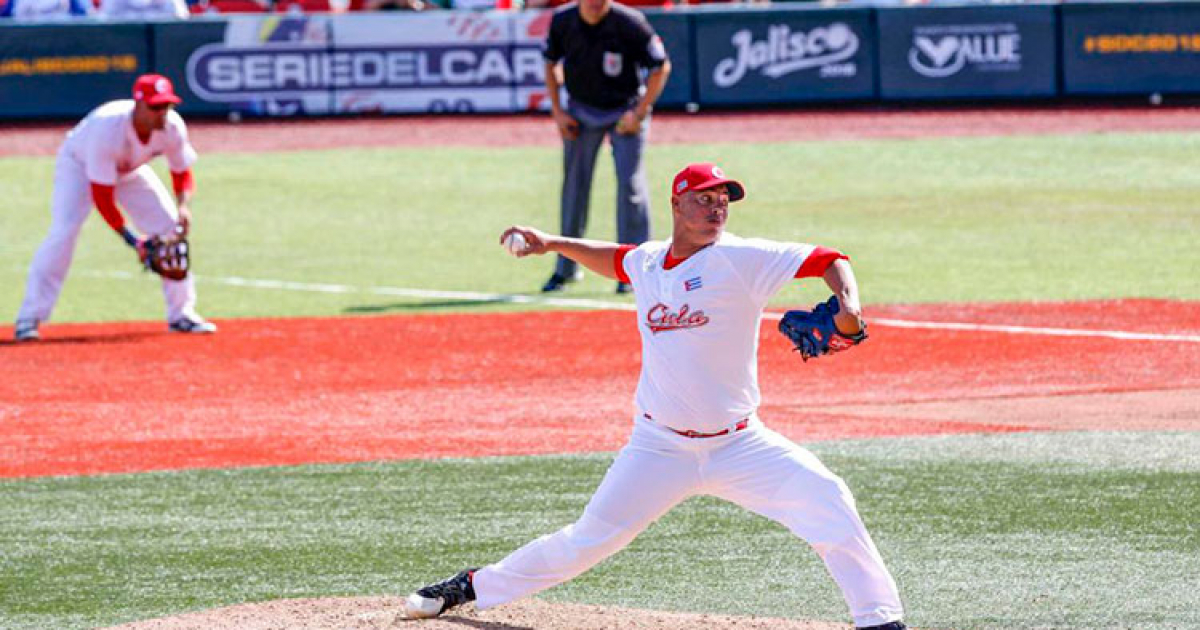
left=646, top=303, right=709, bottom=334
left=908, top=23, right=1021, bottom=78
left=713, top=22, right=859, bottom=88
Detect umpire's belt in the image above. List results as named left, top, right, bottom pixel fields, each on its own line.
left=644, top=413, right=749, bottom=439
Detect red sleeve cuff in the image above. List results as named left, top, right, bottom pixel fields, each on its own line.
left=795, top=246, right=848, bottom=279
left=171, top=169, right=194, bottom=196
left=614, top=244, right=635, bottom=283
left=90, top=183, right=124, bottom=232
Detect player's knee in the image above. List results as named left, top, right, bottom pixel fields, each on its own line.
left=567, top=512, right=629, bottom=546
left=781, top=466, right=852, bottom=504
left=560, top=512, right=636, bottom=561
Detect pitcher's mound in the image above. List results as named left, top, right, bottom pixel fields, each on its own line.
left=102, top=596, right=854, bottom=629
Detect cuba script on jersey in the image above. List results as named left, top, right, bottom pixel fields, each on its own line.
left=622, top=234, right=817, bottom=433
left=646, top=303, right=710, bottom=334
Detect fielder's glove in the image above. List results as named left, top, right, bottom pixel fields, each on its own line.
left=778, top=295, right=868, bottom=361
left=137, top=234, right=190, bottom=281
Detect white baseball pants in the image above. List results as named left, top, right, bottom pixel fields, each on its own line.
left=473, top=416, right=904, bottom=628
left=17, top=152, right=197, bottom=324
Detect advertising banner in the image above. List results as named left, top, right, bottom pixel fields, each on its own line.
left=158, top=10, right=691, bottom=116
left=511, top=9, right=554, bottom=113
left=154, top=19, right=232, bottom=116
left=0, top=24, right=150, bottom=119
left=181, top=14, right=338, bottom=116
left=328, top=11, right=535, bottom=114
left=877, top=5, right=1057, bottom=100
left=1062, top=3, right=1200, bottom=95
left=644, top=11, right=692, bottom=108
left=693, top=6, right=875, bottom=106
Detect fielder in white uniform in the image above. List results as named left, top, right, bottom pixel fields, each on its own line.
left=404, top=162, right=905, bottom=629
left=14, top=73, right=216, bottom=342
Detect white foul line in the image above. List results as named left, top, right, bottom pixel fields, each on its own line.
left=80, top=270, right=1200, bottom=343
left=81, top=270, right=637, bottom=311
left=866, top=317, right=1200, bottom=343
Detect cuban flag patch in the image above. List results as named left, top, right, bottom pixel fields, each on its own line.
left=684, top=276, right=702, bottom=292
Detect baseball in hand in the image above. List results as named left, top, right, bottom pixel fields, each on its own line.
left=503, top=232, right=528, bottom=256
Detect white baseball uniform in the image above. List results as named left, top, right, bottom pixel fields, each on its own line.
left=17, top=100, right=200, bottom=326
left=472, top=233, right=904, bottom=627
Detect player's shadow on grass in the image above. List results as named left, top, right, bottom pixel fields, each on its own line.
left=0, top=331, right=162, bottom=346
left=344, top=299, right=514, bottom=312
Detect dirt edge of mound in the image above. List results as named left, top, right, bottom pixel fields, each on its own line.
left=100, top=596, right=856, bottom=630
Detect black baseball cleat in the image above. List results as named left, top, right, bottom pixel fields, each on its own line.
left=615, top=282, right=632, bottom=294
left=403, top=568, right=478, bottom=619
left=858, top=622, right=906, bottom=630
left=541, top=271, right=583, bottom=293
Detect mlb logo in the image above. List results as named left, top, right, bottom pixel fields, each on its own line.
left=648, top=35, right=666, bottom=61
left=603, top=51, right=623, bottom=77
left=684, top=276, right=702, bottom=292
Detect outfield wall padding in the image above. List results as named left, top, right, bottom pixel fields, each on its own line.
left=877, top=4, right=1058, bottom=100
left=1061, top=2, right=1200, bottom=95
left=691, top=6, right=876, bottom=105
left=1, top=1, right=1199, bottom=119
left=0, top=23, right=151, bottom=118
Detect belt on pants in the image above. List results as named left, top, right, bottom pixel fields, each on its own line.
left=643, top=413, right=750, bottom=439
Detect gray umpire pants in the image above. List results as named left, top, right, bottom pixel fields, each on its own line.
left=554, top=101, right=651, bottom=278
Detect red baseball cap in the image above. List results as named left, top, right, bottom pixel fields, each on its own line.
left=132, top=74, right=182, bottom=107
left=671, top=162, right=745, bottom=202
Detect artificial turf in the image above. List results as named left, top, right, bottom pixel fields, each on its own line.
left=2, top=432, right=1197, bottom=629
left=2, top=131, right=1198, bottom=323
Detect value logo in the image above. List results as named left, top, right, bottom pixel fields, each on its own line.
left=908, top=23, right=1022, bottom=78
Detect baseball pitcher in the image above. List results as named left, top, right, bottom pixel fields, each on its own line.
left=402, top=163, right=906, bottom=630
left=14, top=74, right=215, bottom=342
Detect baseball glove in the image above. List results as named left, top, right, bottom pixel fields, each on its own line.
left=778, top=295, right=868, bottom=361
left=138, top=235, right=190, bottom=281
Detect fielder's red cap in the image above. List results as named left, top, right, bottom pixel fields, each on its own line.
left=671, top=162, right=745, bottom=202
left=132, top=74, right=182, bottom=107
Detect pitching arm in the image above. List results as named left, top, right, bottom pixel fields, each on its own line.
left=500, top=226, right=623, bottom=281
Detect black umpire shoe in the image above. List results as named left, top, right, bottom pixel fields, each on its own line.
left=14, top=319, right=40, bottom=342
left=616, top=282, right=633, bottom=294
left=403, top=568, right=478, bottom=619
left=858, top=622, right=906, bottom=630
left=541, top=271, right=583, bottom=293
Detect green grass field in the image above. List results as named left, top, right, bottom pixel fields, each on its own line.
left=3, top=130, right=1200, bottom=629
left=3, top=132, right=1199, bottom=323
left=3, top=433, right=1199, bottom=629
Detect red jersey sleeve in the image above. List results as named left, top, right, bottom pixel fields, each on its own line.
left=795, top=246, right=848, bottom=278
left=170, top=169, right=195, bottom=196
left=614, top=244, right=636, bottom=283
left=90, top=183, right=125, bottom=233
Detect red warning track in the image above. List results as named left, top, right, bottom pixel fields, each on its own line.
left=3, top=299, right=1198, bottom=478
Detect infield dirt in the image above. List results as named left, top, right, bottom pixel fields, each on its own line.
left=101, top=598, right=864, bottom=630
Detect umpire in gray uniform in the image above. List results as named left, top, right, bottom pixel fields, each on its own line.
left=541, top=0, right=670, bottom=293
